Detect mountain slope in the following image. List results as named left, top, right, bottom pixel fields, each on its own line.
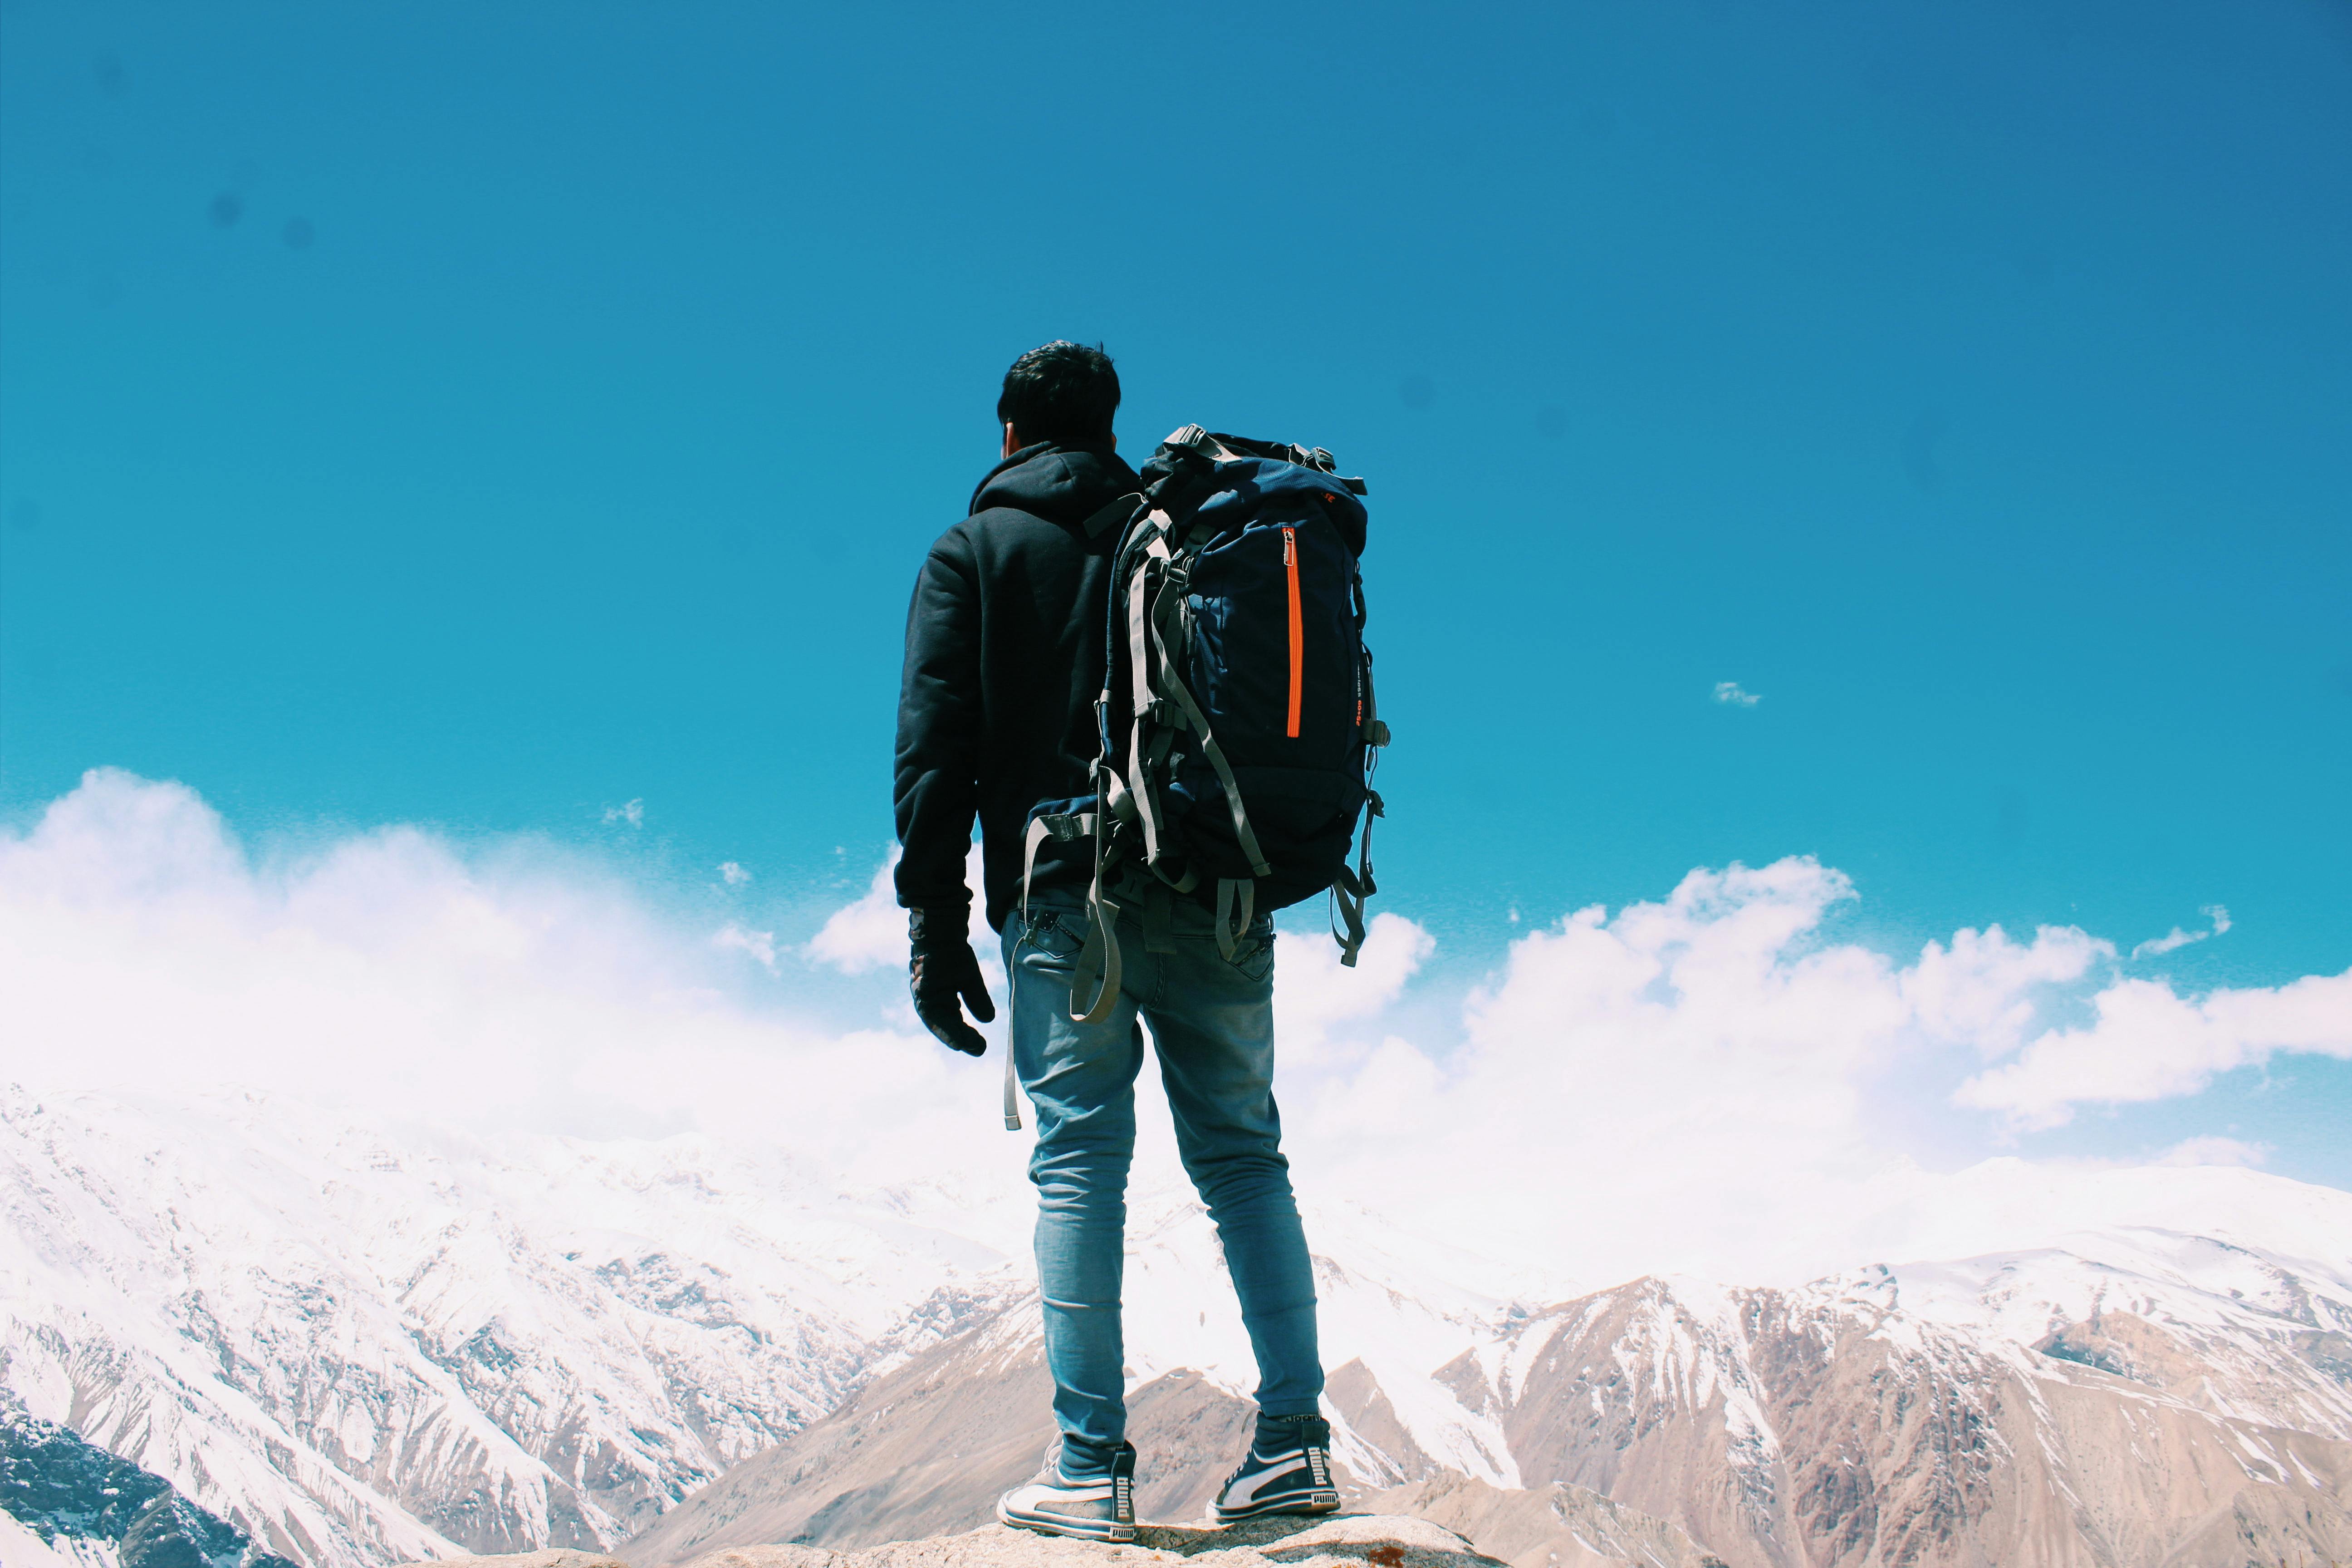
left=9, top=1085, right=2352, bottom=1568
left=0, top=1088, right=1023, bottom=1568
left=632, top=1223, right=2352, bottom=1568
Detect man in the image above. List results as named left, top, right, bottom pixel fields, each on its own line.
left=895, top=342, right=1336, bottom=1542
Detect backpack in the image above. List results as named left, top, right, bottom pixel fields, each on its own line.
left=1021, top=425, right=1392, bottom=1029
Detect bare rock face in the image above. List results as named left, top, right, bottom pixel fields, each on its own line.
left=1480, top=1271, right=2352, bottom=1568
left=393, top=1518, right=1501, bottom=1568
left=1366, top=1473, right=1724, bottom=1568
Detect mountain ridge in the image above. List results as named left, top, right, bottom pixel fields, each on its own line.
left=6, top=1086, right=2351, bottom=1568
left=625, top=1241, right=2352, bottom=1568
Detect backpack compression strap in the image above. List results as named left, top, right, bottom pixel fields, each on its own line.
left=1126, top=519, right=1272, bottom=882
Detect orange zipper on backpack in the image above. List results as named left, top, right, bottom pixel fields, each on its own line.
left=1283, top=526, right=1303, bottom=738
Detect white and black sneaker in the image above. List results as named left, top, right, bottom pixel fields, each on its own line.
left=996, top=1439, right=1137, bottom=1543
left=1213, top=1414, right=1340, bottom=1523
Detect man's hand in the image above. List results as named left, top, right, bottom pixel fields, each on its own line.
left=909, top=907, right=996, bottom=1056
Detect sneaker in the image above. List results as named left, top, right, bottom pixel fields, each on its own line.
left=996, top=1440, right=1137, bottom=1543
left=1213, top=1414, right=1340, bottom=1523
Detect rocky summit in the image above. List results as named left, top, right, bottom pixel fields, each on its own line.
left=408, top=1516, right=1510, bottom=1568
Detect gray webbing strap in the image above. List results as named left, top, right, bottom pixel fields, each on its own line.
left=1329, top=664, right=1391, bottom=968
left=1082, top=492, right=1142, bottom=539
left=1213, top=877, right=1256, bottom=962
left=1014, top=810, right=1098, bottom=1132
left=1331, top=867, right=1366, bottom=969
left=1145, top=586, right=1272, bottom=878
left=1021, top=811, right=1096, bottom=924
left=1067, top=891, right=1123, bottom=1025
left=1125, top=538, right=1172, bottom=870
left=1143, top=880, right=1177, bottom=954
left=1329, top=788, right=1382, bottom=968
left=1015, top=806, right=1118, bottom=1046
left=1004, top=967, right=1023, bottom=1131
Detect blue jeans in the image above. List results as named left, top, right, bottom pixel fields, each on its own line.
left=1003, top=892, right=1323, bottom=1480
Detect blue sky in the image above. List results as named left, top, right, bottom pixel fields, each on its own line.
left=3, top=5, right=2347, bottom=1188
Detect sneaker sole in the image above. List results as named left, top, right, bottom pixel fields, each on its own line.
left=1214, top=1488, right=1340, bottom=1523
left=996, top=1499, right=1137, bottom=1544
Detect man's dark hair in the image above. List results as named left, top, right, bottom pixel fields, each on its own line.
left=997, top=341, right=1120, bottom=447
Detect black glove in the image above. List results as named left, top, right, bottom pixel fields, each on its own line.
left=909, top=906, right=995, bottom=1056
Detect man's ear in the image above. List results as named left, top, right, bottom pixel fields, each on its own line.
left=1001, top=422, right=1020, bottom=459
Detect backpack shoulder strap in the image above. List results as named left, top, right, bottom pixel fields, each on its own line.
left=1080, top=492, right=1142, bottom=539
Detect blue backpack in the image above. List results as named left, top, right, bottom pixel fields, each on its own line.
left=1022, top=426, right=1390, bottom=1027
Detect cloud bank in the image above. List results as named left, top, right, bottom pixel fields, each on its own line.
left=3, top=769, right=2346, bottom=1287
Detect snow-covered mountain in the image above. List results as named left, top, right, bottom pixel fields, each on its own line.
left=0, top=1086, right=1026, bottom=1568
left=7, top=1084, right=2352, bottom=1568
left=633, top=1220, right=2352, bottom=1567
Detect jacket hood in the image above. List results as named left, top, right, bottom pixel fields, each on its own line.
left=968, top=441, right=1141, bottom=526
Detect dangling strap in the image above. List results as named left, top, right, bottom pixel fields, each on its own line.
left=1019, top=808, right=1124, bottom=1029
left=1021, top=811, right=1096, bottom=925
left=1003, top=975, right=1023, bottom=1131
left=1330, top=789, right=1383, bottom=968
left=1332, top=647, right=1391, bottom=969
left=1124, top=534, right=1175, bottom=872
left=1213, top=877, right=1256, bottom=962
left=1076, top=774, right=1127, bottom=1030
left=1120, top=516, right=1273, bottom=884
left=1142, top=879, right=1178, bottom=955
left=1067, top=886, right=1124, bottom=1025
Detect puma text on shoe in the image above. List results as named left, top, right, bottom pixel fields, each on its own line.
left=1213, top=1414, right=1339, bottom=1522
left=996, top=1440, right=1137, bottom=1543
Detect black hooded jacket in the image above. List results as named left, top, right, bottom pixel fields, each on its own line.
left=894, top=441, right=1144, bottom=932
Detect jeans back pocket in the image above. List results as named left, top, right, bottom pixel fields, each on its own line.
left=1021, top=909, right=1086, bottom=964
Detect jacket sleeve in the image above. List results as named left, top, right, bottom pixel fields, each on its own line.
left=893, top=532, right=982, bottom=915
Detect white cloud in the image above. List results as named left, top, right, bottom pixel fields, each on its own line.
left=804, top=844, right=993, bottom=975
left=0, top=770, right=1025, bottom=1191
left=1293, top=859, right=1917, bottom=1280
left=602, top=799, right=644, bottom=828
left=714, top=923, right=779, bottom=973
left=719, top=861, right=752, bottom=887
left=1274, top=911, right=1435, bottom=1066
left=5, top=771, right=2346, bottom=1291
left=2156, top=1135, right=2270, bottom=1168
left=804, top=850, right=905, bottom=973
left=2131, top=903, right=2231, bottom=960
left=1902, top=922, right=2112, bottom=1058
left=1712, top=680, right=1761, bottom=706
left=1284, top=857, right=2348, bottom=1283
left=1953, top=968, right=2352, bottom=1128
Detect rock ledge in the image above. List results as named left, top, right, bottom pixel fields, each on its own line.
left=406, top=1516, right=1501, bottom=1568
